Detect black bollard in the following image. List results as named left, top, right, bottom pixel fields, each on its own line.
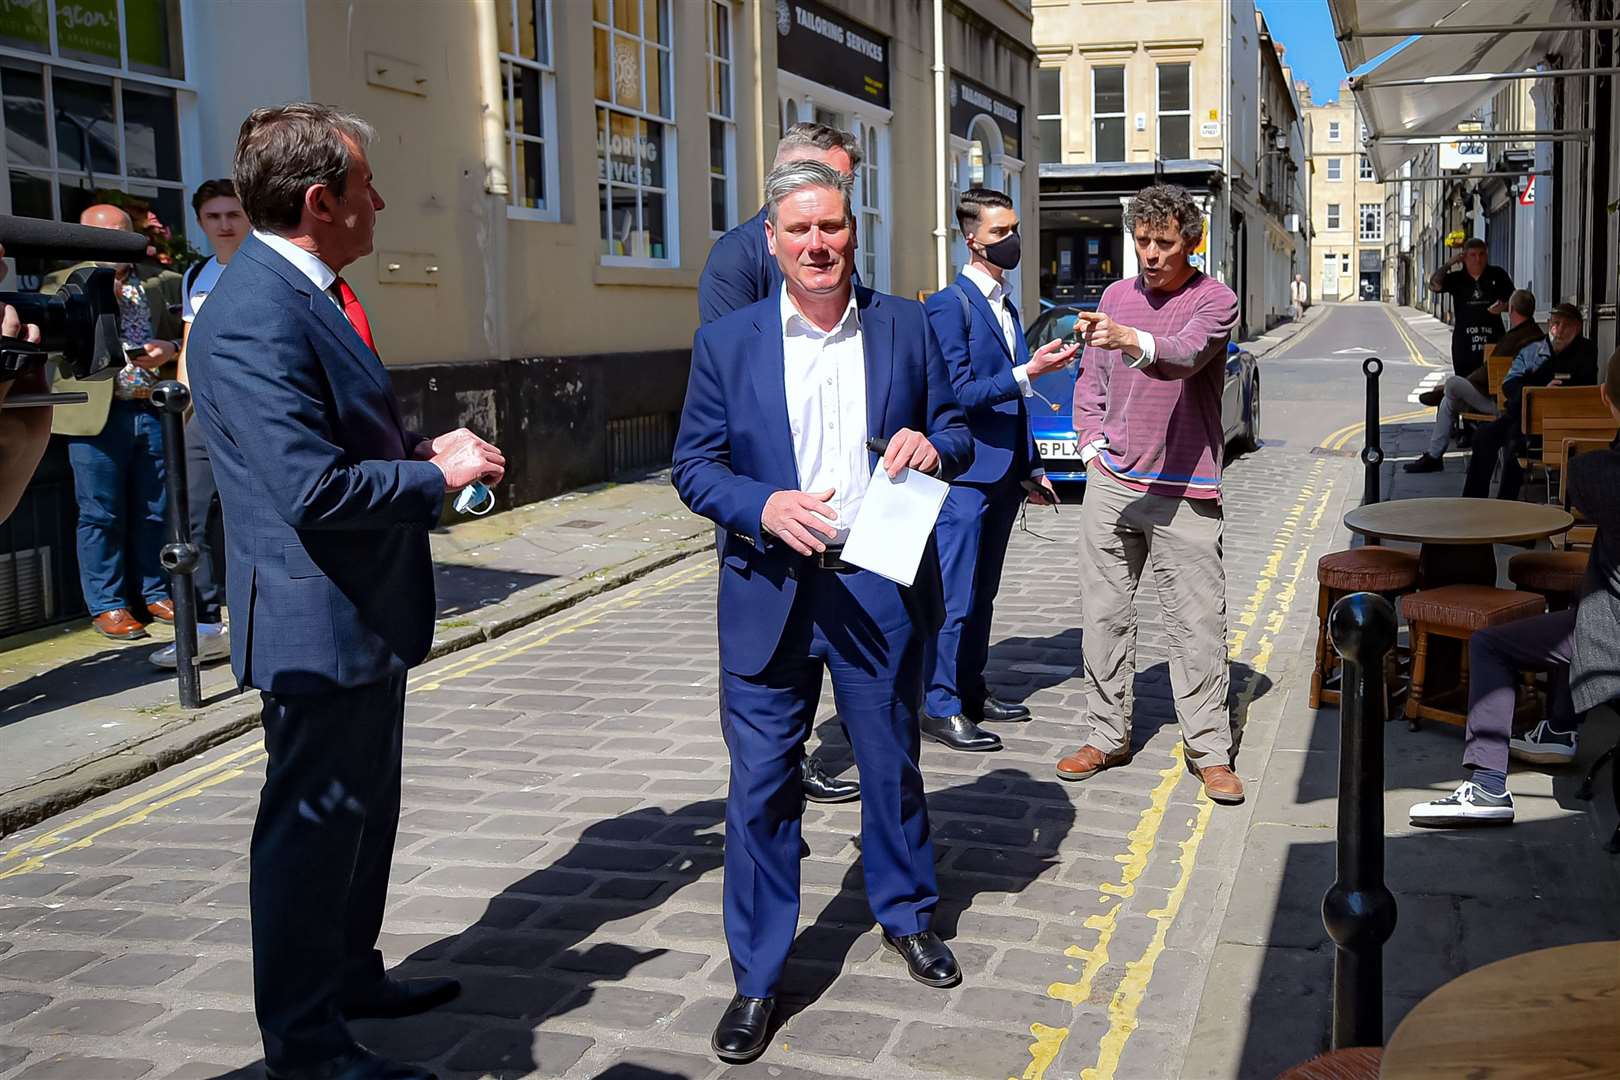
left=1322, top=591, right=1399, bottom=1049
left=150, top=380, right=201, bottom=710
left=1361, top=356, right=1383, bottom=510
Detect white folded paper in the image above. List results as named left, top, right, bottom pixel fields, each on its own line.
left=841, top=462, right=949, bottom=586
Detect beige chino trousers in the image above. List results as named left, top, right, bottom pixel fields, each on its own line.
left=1077, top=467, right=1233, bottom=766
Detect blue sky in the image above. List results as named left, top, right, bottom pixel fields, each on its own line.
left=1255, top=0, right=1350, bottom=104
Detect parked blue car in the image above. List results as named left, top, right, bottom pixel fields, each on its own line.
left=1023, top=303, right=1262, bottom=484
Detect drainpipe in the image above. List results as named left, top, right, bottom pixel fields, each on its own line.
left=933, top=0, right=949, bottom=289
left=473, top=0, right=509, bottom=198
left=1220, top=0, right=1232, bottom=287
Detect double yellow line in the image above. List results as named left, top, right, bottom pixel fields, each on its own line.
left=1319, top=407, right=1435, bottom=453
left=1384, top=305, right=1436, bottom=368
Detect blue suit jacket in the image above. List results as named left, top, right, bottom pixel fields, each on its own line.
left=698, top=206, right=781, bottom=326
left=923, top=274, right=1039, bottom=485
left=672, top=286, right=972, bottom=677
left=187, top=234, right=446, bottom=694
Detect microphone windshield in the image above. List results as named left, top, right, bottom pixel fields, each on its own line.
left=0, top=214, right=152, bottom=262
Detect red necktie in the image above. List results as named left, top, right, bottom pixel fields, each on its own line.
left=335, top=277, right=375, bottom=352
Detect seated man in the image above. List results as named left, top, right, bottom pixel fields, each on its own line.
left=1461, top=303, right=1597, bottom=500
left=1406, top=289, right=1542, bottom=473
left=1413, top=353, right=1620, bottom=825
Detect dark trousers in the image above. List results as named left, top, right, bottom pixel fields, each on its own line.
left=65, top=399, right=168, bottom=615
left=1463, top=609, right=1578, bottom=775
left=184, top=417, right=226, bottom=623
left=1462, top=410, right=1525, bottom=500
left=924, top=478, right=1022, bottom=717
left=719, top=567, right=937, bottom=997
left=251, top=674, right=406, bottom=1071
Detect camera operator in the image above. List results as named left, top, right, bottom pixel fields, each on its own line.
left=49, top=204, right=184, bottom=641
left=0, top=241, right=47, bottom=521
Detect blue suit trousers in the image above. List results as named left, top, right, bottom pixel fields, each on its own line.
left=719, top=566, right=938, bottom=997
left=924, top=479, right=1023, bottom=718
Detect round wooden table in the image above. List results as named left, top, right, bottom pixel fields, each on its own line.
left=1343, top=498, right=1573, bottom=587
left=1380, top=940, right=1620, bottom=1079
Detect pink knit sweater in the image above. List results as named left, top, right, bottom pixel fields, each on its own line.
left=1073, top=271, right=1240, bottom=500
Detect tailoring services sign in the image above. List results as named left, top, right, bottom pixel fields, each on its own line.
left=776, top=0, right=890, bottom=109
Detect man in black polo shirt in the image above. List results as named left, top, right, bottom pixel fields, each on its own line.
left=1428, top=237, right=1513, bottom=379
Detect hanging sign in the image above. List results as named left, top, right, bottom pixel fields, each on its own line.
left=949, top=72, right=1022, bottom=158
left=776, top=0, right=890, bottom=109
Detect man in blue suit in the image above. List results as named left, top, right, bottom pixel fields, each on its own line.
left=698, top=120, right=864, bottom=805
left=189, top=104, right=506, bottom=1080
left=921, top=188, right=1077, bottom=752
left=674, top=160, right=972, bottom=1065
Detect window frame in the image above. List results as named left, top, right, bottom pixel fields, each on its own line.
left=706, top=0, right=737, bottom=236
left=1326, top=202, right=1341, bottom=230
left=1037, top=65, right=1062, bottom=165
left=1328, top=119, right=1341, bottom=142
left=1155, top=62, right=1190, bottom=161
left=497, top=0, right=560, bottom=222
left=593, top=0, right=679, bottom=268
left=1358, top=201, right=1383, bottom=242
left=1091, top=64, right=1126, bottom=163
left=1358, top=154, right=1374, bottom=181
left=1326, top=156, right=1342, bottom=182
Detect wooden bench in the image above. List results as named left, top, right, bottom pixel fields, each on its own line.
left=1460, top=352, right=1515, bottom=423
left=1560, top=438, right=1611, bottom=550
left=1520, top=384, right=1610, bottom=498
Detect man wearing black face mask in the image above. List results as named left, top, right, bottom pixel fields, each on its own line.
left=920, top=188, right=1079, bottom=751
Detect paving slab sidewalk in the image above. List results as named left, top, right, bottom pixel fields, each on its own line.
left=1183, top=311, right=1620, bottom=1078
left=0, top=471, right=711, bottom=836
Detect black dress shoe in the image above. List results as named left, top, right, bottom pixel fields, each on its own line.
left=882, top=930, right=962, bottom=988
left=268, top=1047, right=437, bottom=1080
left=342, top=976, right=460, bottom=1020
left=801, top=756, right=860, bottom=803
left=976, top=694, right=1031, bottom=722
left=920, top=712, right=1002, bottom=752
left=711, top=994, right=775, bottom=1064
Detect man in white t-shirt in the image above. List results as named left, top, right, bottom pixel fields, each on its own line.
left=153, top=179, right=247, bottom=668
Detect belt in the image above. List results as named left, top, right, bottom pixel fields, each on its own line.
left=812, top=546, right=857, bottom=573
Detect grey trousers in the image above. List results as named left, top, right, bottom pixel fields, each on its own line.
left=1463, top=608, right=1578, bottom=775
left=1428, top=374, right=1497, bottom=458
left=1078, top=468, right=1232, bottom=766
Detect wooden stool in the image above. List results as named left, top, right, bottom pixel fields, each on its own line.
left=1277, top=1047, right=1382, bottom=1080
left=1399, top=586, right=1545, bottom=730
left=1508, top=549, right=1588, bottom=611
left=1311, top=548, right=1420, bottom=709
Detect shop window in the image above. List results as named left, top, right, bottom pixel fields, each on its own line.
left=593, top=0, right=676, bottom=265
left=498, top=0, right=559, bottom=219
left=1092, top=66, right=1125, bottom=163
left=707, top=0, right=736, bottom=235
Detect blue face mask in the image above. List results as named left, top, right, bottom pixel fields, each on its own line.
left=454, top=481, right=494, bottom=516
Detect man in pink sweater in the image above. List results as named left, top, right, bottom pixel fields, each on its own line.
left=1057, top=184, right=1245, bottom=804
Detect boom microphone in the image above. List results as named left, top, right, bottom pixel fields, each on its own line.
left=0, top=214, right=151, bottom=262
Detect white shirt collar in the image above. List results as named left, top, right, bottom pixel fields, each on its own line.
left=962, top=262, right=1006, bottom=303
left=254, top=229, right=338, bottom=294
left=779, top=284, right=860, bottom=340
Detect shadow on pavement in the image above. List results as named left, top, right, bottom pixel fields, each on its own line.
left=0, top=637, right=239, bottom=728
left=208, top=769, right=1074, bottom=1079
left=433, top=562, right=556, bottom=620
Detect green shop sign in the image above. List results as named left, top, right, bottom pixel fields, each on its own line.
left=0, top=0, right=50, bottom=51
left=57, top=0, right=121, bottom=63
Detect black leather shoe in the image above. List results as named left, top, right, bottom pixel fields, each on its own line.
left=976, top=694, right=1031, bottom=722
left=267, top=1047, right=437, bottom=1080
left=882, top=930, right=962, bottom=988
left=920, top=712, right=1002, bottom=752
left=801, top=756, right=860, bottom=803
left=711, top=994, right=775, bottom=1064
left=342, top=976, right=461, bottom=1020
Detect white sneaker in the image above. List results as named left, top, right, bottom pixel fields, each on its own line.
left=1509, top=720, right=1579, bottom=765
left=149, top=623, right=231, bottom=670
left=1409, top=781, right=1515, bottom=826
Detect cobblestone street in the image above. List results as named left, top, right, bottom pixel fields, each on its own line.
left=0, top=440, right=1356, bottom=1080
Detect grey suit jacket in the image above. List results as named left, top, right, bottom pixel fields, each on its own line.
left=1567, top=439, right=1620, bottom=712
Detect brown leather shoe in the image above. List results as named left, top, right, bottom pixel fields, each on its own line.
left=145, top=599, right=176, bottom=623
left=92, top=608, right=149, bottom=641
left=1194, top=764, right=1246, bottom=804
left=1056, top=744, right=1131, bottom=782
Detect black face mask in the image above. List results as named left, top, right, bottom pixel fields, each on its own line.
left=977, top=231, right=1021, bottom=270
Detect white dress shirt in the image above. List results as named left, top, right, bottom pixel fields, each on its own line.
left=779, top=286, right=869, bottom=545
left=961, top=263, right=1032, bottom=397
left=253, top=229, right=343, bottom=311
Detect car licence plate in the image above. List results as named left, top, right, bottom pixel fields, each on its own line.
left=1037, top=439, right=1081, bottom=460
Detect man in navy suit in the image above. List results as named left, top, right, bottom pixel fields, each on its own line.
left=698, top=120, right=864, bottom=805
left=189, top=104, right=506, bottom=1080
left=921, top=188, right=1077, bottom=752
left=674, top=160, right=972, bottom=1064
